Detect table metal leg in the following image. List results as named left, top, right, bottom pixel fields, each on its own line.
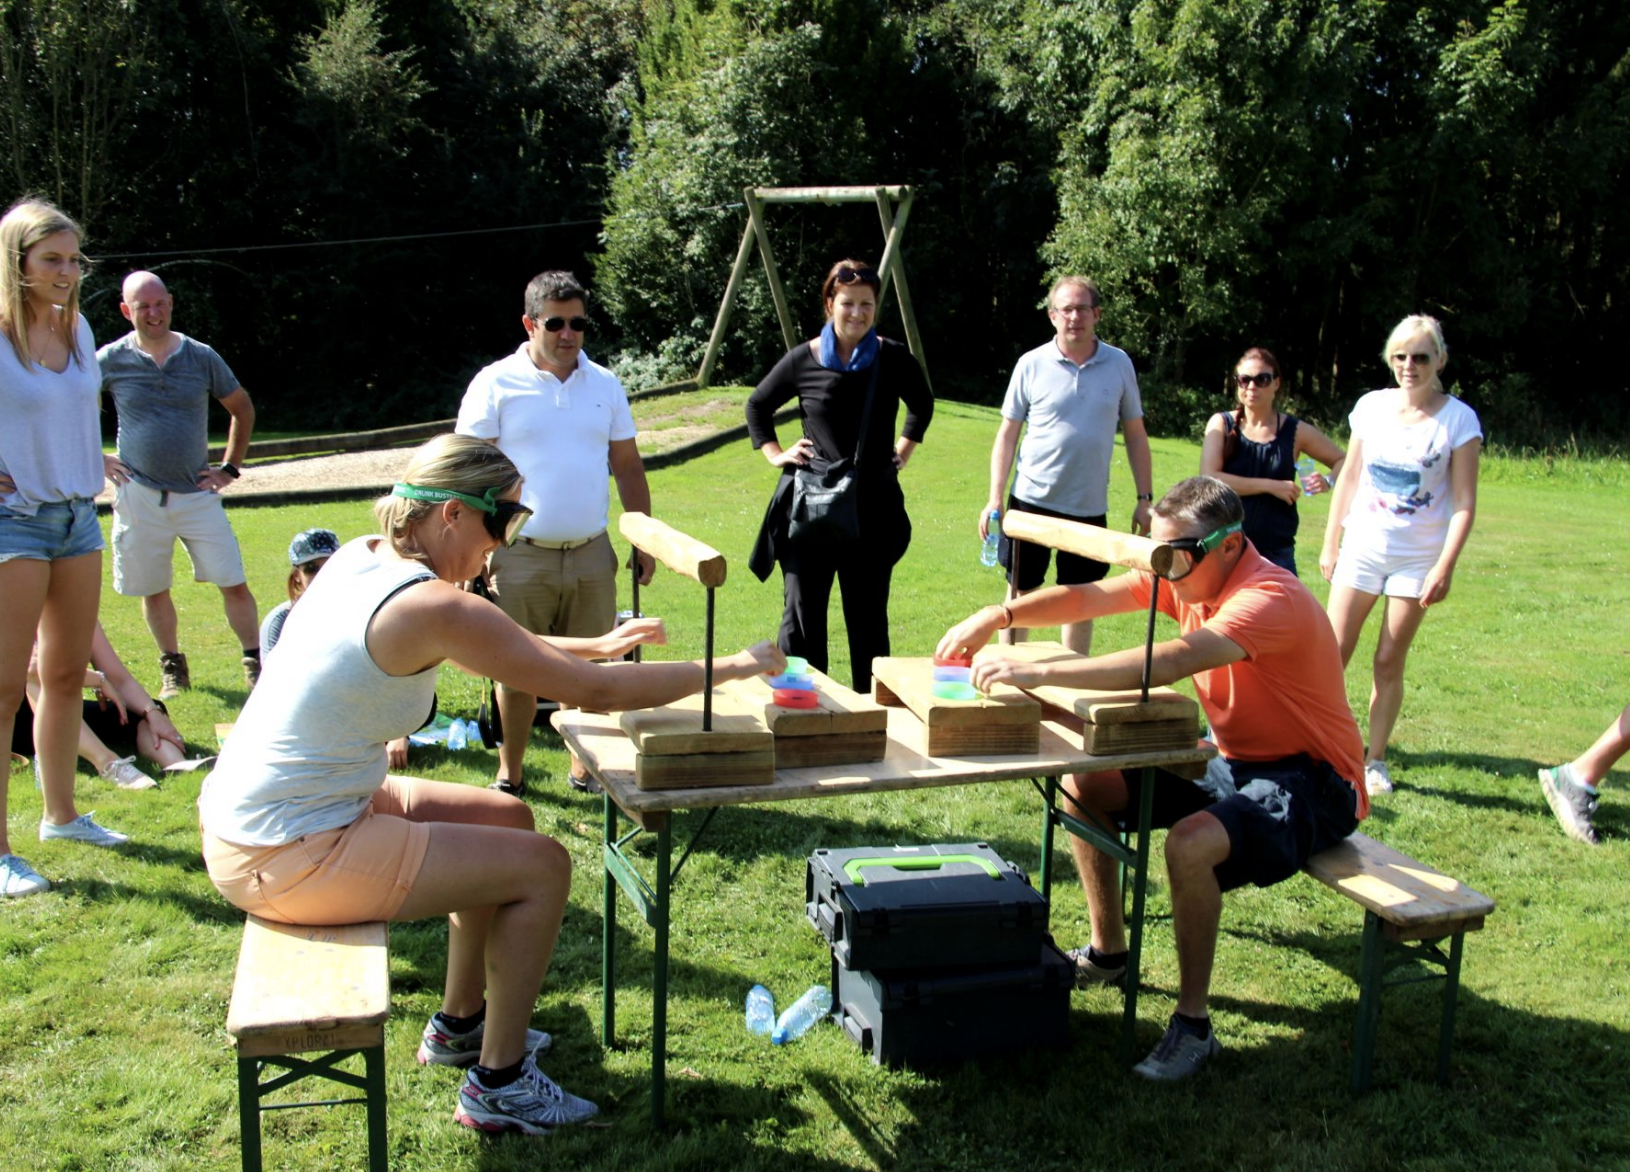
left=651, top=820, right=672, bottom=1130
left=1120, top=765, right=1155, bottom=1066
left=1038, top=775, right=1057, bottom=905
left=602, top=792, right=618, bottom=1046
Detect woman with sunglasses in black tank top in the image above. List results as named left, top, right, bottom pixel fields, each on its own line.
left=1199, top=346, right=1345, bottom=576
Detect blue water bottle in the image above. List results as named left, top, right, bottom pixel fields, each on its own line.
left=1295, top=457, right=1316, bottom=497
left=980, top=510, right=1001, bottom=567
left=745, top=985, right=775, bottom=1036
left=771, top=985, right=833, bottom=1045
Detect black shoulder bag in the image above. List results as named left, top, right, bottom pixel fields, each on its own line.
left=787, top=359, right=882, bottom=546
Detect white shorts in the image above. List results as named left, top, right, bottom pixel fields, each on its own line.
left=112, top=480, right=247, bottom=596
left=1331, top=539, right=1437, bottom=599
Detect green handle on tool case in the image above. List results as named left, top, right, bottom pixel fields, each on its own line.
left=843, top=854, right=1002, bottom=885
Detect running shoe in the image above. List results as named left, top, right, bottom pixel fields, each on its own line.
left=453, top=1053, right=598, bottom=1134
left=0, top=853, right=50, bottom=898
left=417, top=1014, right=553, bottom=1067
left=100, top=756, right=157, bottom=790
left=39, top=812, right=129, bottom=847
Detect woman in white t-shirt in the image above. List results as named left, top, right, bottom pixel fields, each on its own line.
left=0, top=200, right=125, bottom=901
left=1320, top=315, right=1481, bottom=797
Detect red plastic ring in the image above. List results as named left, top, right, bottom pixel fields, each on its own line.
left=933, top=653, right=973, bottom=668
left=772, top=688, right=820, bottom=709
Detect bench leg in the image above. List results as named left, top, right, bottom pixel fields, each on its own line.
left=237, top=1058, right=263, bottom=1172
left=1350, top=912, right=1385, bottom=1094
left=1437, top=931, right=1466, bottom=1085
left=364, top=1044, right=388, bottom=1172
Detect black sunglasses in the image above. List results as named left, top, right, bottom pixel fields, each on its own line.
left=536, top=315, right=589, bottom=333
left=835, top=266, right=878, bottom=285
left=1235, top=372, right=1276, bottom=388
left=1164, top=521, right=1243, bottom=581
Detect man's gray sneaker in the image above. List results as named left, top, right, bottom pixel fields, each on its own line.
left=453, top=1053, right=598, bottom=1134
left=1539, top=765, right=1599, bottom=845
left=1133, top=1017, right=1221, bottom=1081
left=1065, top=945, right=1127, bottom=989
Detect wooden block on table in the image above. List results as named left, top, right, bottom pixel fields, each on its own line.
left=619, top=690, right=773, bottom=757
left=992, top=641, right=1201, bottom=755
left=635, top=748, right=776, bottom=789
left=718, top=668, right=888, bottom=767
left=870, top=656, right=1040, bottom=757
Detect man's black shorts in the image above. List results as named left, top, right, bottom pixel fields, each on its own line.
left=1107, top=754, right=1360, bottom=892
left=998, top=495, right=1110, bottom=592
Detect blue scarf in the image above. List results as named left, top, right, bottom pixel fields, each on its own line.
left=817, top=323, right=880, bottom=372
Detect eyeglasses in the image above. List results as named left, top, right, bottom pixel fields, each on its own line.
left=1235, top=372, right=1276, bottom=388
left=1163, top=520, right=1242, bottom=581
left=835, top=266, right=878, bottom=285
left=1390, top=351, right=1433, bottom=365
left=392, top=483, right=534, bottom=546
left=537, top=316, right=589, bottom=333
left=1052, top=303, right=1098, bottom=316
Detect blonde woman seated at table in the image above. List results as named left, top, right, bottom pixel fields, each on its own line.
left=197, top=434, right=782, bottom=1135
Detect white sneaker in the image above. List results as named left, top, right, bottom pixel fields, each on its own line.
left=1364, top=760, right=1394, bottom=795
left=40, top=812, right=130, bottom=847
left=99, top=756, right=157, bottom=790
left=0, top=853, right=50, bottom=898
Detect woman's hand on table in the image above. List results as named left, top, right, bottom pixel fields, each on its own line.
left=970, top=648, right=1038, bottom=694
left=724, top=641, right=786, bottom=679
left=936, top=607, right=1005, bottom=662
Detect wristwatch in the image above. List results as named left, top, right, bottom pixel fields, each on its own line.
left=1136, top=492, right=1153, bottom=501
left=219, top=462, right=241, bottom=480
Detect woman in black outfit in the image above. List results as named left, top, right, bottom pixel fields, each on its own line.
left=746, top=259, right=933, bottom=694
left=1198, top=346, right=1345, bottom=575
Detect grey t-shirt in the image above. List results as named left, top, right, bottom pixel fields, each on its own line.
left=98, top=333, right=239, bottom=493
left=1002, top=338, right=1143, bottom=517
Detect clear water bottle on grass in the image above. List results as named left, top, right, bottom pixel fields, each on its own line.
left=745, top=985, right=775, bottom=1036
left=446, top=718, right=467, bottom=751
left=770, top=984, right=832, bottom=1045
left=980, top=510, right=1001, bottom=567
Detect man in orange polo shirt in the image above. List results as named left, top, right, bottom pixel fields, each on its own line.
left=938, top=475, right=1365, bottom=1081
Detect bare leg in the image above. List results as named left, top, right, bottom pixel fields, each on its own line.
left=1572, top=703, right=1630, bottom=787
left=135, top=717, right=189, bottom=769
left=495, top=684, right=533, bottom=786
left=1061, top=619, right=1094, bottom=656
left=390, top=779, right=562, bottom=1070
left=34, top=553, right=102, bottom=827
left=1365, top=596, right=1429, bottom=764
left=1325, top=582, right=1381, bottom=670
left=1061, top=770, right=1132, bottom=952
left=0, top=559, right=52, bottom=858
left=1163, top=811, right=1230, bottom=1018
left=219, top=582, right=261, bottom=650
left=142, top=589, right=180, bottom=655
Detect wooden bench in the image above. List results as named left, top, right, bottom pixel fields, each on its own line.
left=1304, top=832, right=1495, bottom=1092
left=226, top=917, right=391, bottom=1172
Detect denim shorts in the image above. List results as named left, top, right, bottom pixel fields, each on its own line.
left=1115, top=753, right=1360, bottom=892
left=0, top=498, right=104, bottom=563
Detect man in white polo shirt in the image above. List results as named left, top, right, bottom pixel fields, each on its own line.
left=456, top=270, right=653, bottom=796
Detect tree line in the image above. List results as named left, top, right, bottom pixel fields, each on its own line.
left=3, top=0, right=1625, bottom=443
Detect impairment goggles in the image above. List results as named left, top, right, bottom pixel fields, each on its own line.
left=538, top=315, right=590, bottom=333
left=392, top=483, right=533, bottom=546
left=1235, top=371, right=1276, bottom=388
left=1163, top=520, right=1242, bottom=581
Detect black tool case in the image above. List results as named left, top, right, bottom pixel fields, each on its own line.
left=831, top=939, right=1073, bottom=1067
left=806, top=843, right=1050, bottom=971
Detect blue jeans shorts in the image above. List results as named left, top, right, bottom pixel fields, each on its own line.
left=1113, top=753, right=1360, bottom=891
left=0, top=498, right=104, bottom=563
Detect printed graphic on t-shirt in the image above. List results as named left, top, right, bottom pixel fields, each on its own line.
left=1368, top=440, right=1446, bottom=517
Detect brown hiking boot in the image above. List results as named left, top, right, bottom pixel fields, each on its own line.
left=158, top=652, right=190, bottom=700
left=242, top=653, right=261, bottom=689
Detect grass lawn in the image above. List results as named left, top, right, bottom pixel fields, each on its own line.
left=3, top=400, right=1627, bottom=1171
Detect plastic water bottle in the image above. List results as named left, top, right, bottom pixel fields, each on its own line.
left=446, top=718, right=467, bottom=751
left=464, top=719, right=483, bottom=750
left=1295, top=456, right=1317, bottom=497
left=770, top=984, right=832, bottom=1045
left=745, top=985, right=775, bottom=1036
left=980, top=510, right=1001, bottom=567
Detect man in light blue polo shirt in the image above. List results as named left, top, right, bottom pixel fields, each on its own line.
left=99, top=272, right=261, bottom=697
left=979, top=275, right=1153, bottom=654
